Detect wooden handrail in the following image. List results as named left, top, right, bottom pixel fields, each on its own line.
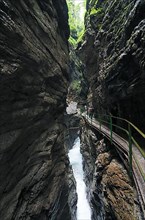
left=84, top=112, right=145, bottom=181
left=83, top=113, right=145, bottom=217
left=95, top=113, right=145, bottom=158
left=96, top=113, right=145, bottom=139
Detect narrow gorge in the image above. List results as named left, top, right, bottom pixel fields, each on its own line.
left=0, top=0, right=145, bottom=220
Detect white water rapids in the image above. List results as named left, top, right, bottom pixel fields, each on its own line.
left=68, top=137, right=92, bottom=220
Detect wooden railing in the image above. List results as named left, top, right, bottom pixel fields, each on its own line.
left=86, top=112, right=145, bottom=180
left=83, top=111, right=145, bottom=217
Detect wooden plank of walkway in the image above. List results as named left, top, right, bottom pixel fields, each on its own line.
left=83, top=114, right=145, bottom=216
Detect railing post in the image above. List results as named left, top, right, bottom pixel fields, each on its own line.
left=110, top=115, right=113, bottom=144
left=128, top=123, right=133, bottom=178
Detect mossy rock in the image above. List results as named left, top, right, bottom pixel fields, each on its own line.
left=90, top=7, right=103, bottom=16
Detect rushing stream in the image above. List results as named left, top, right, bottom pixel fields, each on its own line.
left=68, top=137, right=92, bottom=220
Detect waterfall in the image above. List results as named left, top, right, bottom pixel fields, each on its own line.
left=68, top=137, right=92, bottom=220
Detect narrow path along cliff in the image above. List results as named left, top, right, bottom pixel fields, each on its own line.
left=66, top=0, right=145, bottom=219
left=0, top=0, right=145, bottom=220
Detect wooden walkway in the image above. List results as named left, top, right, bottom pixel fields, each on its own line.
left=83, top=114, right=145, bottom=217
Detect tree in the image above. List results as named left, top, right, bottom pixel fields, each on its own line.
left=67, top=0, right=86, bottom=44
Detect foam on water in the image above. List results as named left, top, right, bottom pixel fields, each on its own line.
left=68, top=137, right=92, bottom=220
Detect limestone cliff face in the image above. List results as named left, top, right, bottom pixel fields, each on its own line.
left=79, top=1, right=145, bottom=218
left=79, top=0, right=145, bottom=130
left=67, top=45, right=88, bottom=104
left=80, top=122, right=142, bottom=219
left=0, top=1, right=76, bottom=219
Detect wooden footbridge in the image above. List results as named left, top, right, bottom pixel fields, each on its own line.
left=82, top=113, right=145, bottom=217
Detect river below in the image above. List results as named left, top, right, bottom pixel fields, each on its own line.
left=68, top=137, right=92, bottom=220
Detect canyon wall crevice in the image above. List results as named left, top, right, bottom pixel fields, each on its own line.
left=79, top=0, right=145, bottom=131
left=78, top=1, right=145, bottom=218
left=0, top=1, right=76, bottom=219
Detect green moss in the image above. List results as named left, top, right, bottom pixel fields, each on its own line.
left=69, top=36, right=77, bottom=46
left=90, top=7, right=103, bottom=16
left=77, top=28, right=85, bottom=44
left=70, top=80, right=81, bottom=94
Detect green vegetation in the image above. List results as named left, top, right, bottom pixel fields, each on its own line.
left=77, top=28, right=86, bottom=44
left=70, top=80, right=81, bottom=94
left=90, top=0, right=99, bottom=7
left=90, top=7, right=103, bottom=16
left=67, top=0, right=86, bottom=45
left=69, top=36, right=77, bottom=45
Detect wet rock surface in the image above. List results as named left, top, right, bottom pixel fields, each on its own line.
left=80, top=122, right=142, bottom=220
left=0, top=1, right=76, bottom=219
left=78, top=0, right=145, bottom=218
left=65, top=104, right=80, bottom=150
left=67, top=46, right=88, bottom=103
left=65, top=114, right=80, bottom=150
left=79, top=0, right=145, bottom=131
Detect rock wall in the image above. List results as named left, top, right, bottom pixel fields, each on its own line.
left=79, top=0, right=145, bottom=131
left=67, top=45, right=88, bottom=104
left=0, top=1, right=76, bottom=219
left=78, top=1, right=145, bottom=218
left=80, top=120, right=142, bottom=219
left=65, top=114, right=80, bottom=150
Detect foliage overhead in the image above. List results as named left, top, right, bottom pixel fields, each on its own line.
left=67, top=0, right=86, bottom=45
